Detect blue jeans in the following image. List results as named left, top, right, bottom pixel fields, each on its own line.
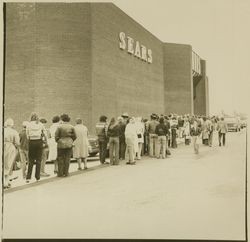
left=109, top=137, right=119, bottom=165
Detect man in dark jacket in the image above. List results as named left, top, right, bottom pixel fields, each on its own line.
left=55, top=114, right=76, bottom=177
left=155, top=117, right=168, bottom=159
left=95, top=115, right=108, bottom=164
left=147, top=114, right=159, bottom=157
left=117, top=116, right=126, bottom=160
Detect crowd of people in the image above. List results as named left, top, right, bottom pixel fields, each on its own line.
left=3, top=112, right=230, bottom=189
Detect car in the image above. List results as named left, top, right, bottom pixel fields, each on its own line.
left=240, top=119, right=247, bottom=129
left=88, top=135, right=99, bottom=157
left=224, top=117, right=241, bottom=132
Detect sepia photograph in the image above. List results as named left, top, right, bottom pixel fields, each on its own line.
left=1, top=0, right=249, bottom=240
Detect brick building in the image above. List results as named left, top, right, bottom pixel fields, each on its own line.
left=4, top=3, right=209, bottom=132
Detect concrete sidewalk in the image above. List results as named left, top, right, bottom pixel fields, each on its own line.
left=5, top=137, right=185, bottom=193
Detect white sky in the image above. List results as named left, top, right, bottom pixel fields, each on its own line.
left=109, top=0, right=250, bottom=116
left=1, top=0, right=250, bottom=116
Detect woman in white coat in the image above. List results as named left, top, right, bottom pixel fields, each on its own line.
left=125, top=117, right=138, bottom=165
left=48, top=116, right=60, bottom=174
left=4, top=118, right=20, bottom=188
left=73, top=118, right=89, bottom=170
left=135, top=117, right=144, bottom=160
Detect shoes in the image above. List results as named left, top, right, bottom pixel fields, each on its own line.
left=126, top=162, right=136, bottom=165
left=4, top=184, right=11, bottom=189
left=36, top=179, right=40, bottom=182
left=9, top=176, right=18, bottom=181
left=40, top=172, right=50, bottom=177
left=84, top=167, right=88, bottom=170
left=78, top=168, right=83, bottom=171
left=26, top=180, right=30, bottom=183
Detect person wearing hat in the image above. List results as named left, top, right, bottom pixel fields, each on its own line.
left=121, top=112, right=129, bottom=124
left=147, top=113, right=159, bottom=157
left=4, top=118, right=20, bottom=188
left=19, top=121, right=29, bottom=179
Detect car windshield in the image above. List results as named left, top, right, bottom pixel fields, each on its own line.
left=225, top=118, right=236, bottom=122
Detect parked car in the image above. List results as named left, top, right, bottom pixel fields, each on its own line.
left=240, top=119, right=247, bottom=129
left=225, top=117, right=241, bottom=132
left=88, top=135, right=99, bottom=157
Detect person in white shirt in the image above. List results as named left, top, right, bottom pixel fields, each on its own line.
left=26, top=112, right=46, bottom=182
left=125, top=117, right=138, bottom=165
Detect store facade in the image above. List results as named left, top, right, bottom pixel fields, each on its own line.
left=4, top=3, right=209, bottom=132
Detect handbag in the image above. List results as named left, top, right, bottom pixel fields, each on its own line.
left=41, top=130, right=48, bottom=148
left=137, top=133, right=142, bottom=139
left=57, top=137, right=74, bottom=149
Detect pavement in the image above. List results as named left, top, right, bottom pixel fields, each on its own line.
left=5, top=138, right=185, bottom=192
left=2, top=130, right=247, bottom=240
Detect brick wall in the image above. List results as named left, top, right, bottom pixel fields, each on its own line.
left=5, top=3, right=92, bottom=131
left=90, top=3, right=165, bottom=129
left=163, top=43, right=193, bottom=115
left=5, top=3, right=209, bottom=133
left=5, top=3, right=36, bottom=129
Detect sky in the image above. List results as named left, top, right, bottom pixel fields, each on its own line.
left=95, top=0, right=250, bottom=116
left=1, top=0, right=249, bottom=116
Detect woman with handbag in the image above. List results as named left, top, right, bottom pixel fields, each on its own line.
left=55, top=114, right=77, bottom=177
left=4, top=118, right=20, bottom=188
left=26, top=112, right=47, bottom=182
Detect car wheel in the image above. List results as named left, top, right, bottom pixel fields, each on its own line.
left=89, top=152, right=98, bottom=157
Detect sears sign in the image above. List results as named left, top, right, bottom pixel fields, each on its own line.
left=119, top=32, right=153, bottom=64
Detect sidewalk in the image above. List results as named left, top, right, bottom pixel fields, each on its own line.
left=5, top=137, right=185, bottom=193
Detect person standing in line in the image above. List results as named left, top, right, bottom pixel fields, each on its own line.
left=143, top=118, right=149, bottom=155
left=164, top=116, right=171, bottom=156
left=48, top=116, right=60, bottom=174
left=135, top=117, right=145, bottom=160
left=95, top=115, right=109, bottom=164
left=4, top=118, right=20, bottom=188
left=107, top=117, right=120, bottom=165
left=73, top=118, right=89, bottom=170
left=155, top=117, right=168, bottom=159
left=19, top=121, right=29, bottom=179
left=201, top=117, right=209, bottom=146
left=183, top=117, right=191, bottom=145
left=217, top=117, right=228, bottom=146
left=190, top=118, right=202, bottom=154
left=40, top=118, right=50, bottom=177
left=208, top=117, right=216, bottom=147
left=117, top=116, right=126, bottom=160
left=26, top=112, right=46, bottom=182
left=177, top=116, right=184, bottom=139
left=55, top=114, right=77, bottom=177
left=147, top=114, right=159, bottom=157
left=171, top=116, right=178, bottom=148
left=125, top=117, right=138, bottom=165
